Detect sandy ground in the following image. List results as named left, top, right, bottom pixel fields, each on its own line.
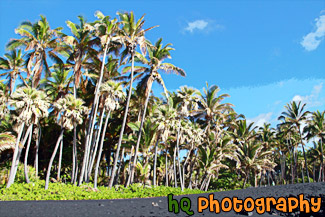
left=0, top=182, right=324, bottom=217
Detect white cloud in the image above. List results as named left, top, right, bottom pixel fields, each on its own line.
left=301, top=15, right=325, bottom=51
left=292, top=83, right=323, bottom=107
left=184, top=20, right=208, bottom=33
left=247, top=112, right=273, bottom=128
left=183, top=19, right=224, bottom=33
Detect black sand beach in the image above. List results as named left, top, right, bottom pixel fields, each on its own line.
left=0, top=182, right=324, bottom=217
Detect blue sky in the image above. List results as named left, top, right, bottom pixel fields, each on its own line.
left=0, top=0, right=325, bottom=128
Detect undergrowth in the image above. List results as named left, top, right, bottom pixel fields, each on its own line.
left=0, top=181, right=212, bottom=201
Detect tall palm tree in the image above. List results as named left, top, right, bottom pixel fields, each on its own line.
left=125, top=38, right=186, bottom=185
left=7, top=87, right=49, bottom=187
left=109, top=11, right=157, bottom=188
left=79, top=12, right=121, bottom=185
left=0, top=49, right=27, bottom=95
left=93, top=80, right=125, bottom=188
left=304, top=110, right=325, bottom=181
left=6, top=16, right=63, bottom=88
left=278, top=101, right=310, bottom=182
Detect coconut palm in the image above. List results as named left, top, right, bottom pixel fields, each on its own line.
left=92, top=80, right=125, bottom=188
left=0, top=49, right=27, bottom=95
left=278, top=101, right=310, bottom=182
left=7, top=87, right=49, bottom=187
left=0, top=133, right=16, bottom=154
left=197, top=83, right=233, bottom=136
left=79, top=12, right=122, bottom=185
left=0, top=84, right=9, bottom=121
left=6, top=16, right=63, bottom=88
left=45, top=94, right=88, bottom=189
left=304, top=110, right=325, bottom=181
left=109, top=11, right=157, bottom=188
left=124, top=38, right=186, bottom=185
left=237, top=140, right=276, bottom=188
left=42, top=65, right=72, bottom=101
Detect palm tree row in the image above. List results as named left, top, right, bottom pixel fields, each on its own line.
left=0, top=11, right=324, bottom=192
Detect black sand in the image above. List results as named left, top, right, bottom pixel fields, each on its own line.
left=0, top=182, right=324, bottom=217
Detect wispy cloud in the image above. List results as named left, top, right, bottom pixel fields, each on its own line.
left=301, top=15, right=325, bottom=51
left=185, top=20, right=208, bottom=33
left=292, top=83, right=323, bottom=108
left=183, top=19, right=224, bottom=34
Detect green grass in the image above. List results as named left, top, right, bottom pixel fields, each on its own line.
left=0, top=181, right=212, bottom=201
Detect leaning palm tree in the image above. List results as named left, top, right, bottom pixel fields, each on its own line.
left=124, top=38, right=186, bottom=185
left=6, top=16, right=63, bottom=88
left=278, top=101, right=310, bottom=182
left=109, top=11, right=157, bottom=188
left=0, top=49, right=27, bottom=95
left=7, top=87, right=49, bottom=187
left=45, top=94, right=88, bottom=189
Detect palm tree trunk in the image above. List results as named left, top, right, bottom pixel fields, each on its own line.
left=301, top=165, right=305, bottom=183
left=109, top=51, right=135, bottom=188
left=153, top=139, right=159, bottom=186
left=165, top=149, right=168, bottom=186
left=72, top=125, right=77, bottom=184
left=182, top=146, right=193, bottom=190
left=34, top=124, right=41, bottom=177
left=87, top=109, right=106, bottom=181
left=57, top=136, right=63, bottom=181
left=128, top=81, right=153, bottom=186
left=173, top=146, right=177, bottom=188
left=242, top=169, right=248, bottom=189
left=298, top=129, right=310, bottom=182
left=24, top=124, right=33, bottom=183
left=80, top=42, right=109, bottom=185
left=45, top=128, right=64, bottom=190
left=175, top=119, right=183, bottom=190
left=205, top=174, right=212, bottom=191
left=188, top=149, right=197, bottom=189
left=7, top=122, right=25, bottom=188
left=115, top=147, right=125, bottom=185
left=320, top=137, right=324, bottom=182
left=94, top=110, right=110, bottom=188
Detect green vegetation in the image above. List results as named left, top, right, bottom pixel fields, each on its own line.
left=0, top=181, right=208, bottom=201
left=0, top=10, right=324, bottom=201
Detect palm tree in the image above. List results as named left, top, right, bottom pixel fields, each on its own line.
left=278, top=101, right=310, bottom=182
left=79, top=12, right=121, bottom=185
left=0, top=133, right=16, bottom=154
left=0, top=84, right=9, bottom=121
left=304, top=110, right=325, bottom=182
left=45, top=94, right=88, bottom=189
left=109, top=11, right=157, bottom=188
left=42, top=65, right=72, bottom=101
left=7, top=87, right=49, bottom=187
left=0, top=49, right=27, bottom=95
left=237, top=139, right=276, bottom=188
left=7, top=16, right=63, bottom=88
left=197, top=83, right=233, bottom=136
left=93, top=80, right=125, bottom=188
left=125, top=38, right=186, bottom=185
